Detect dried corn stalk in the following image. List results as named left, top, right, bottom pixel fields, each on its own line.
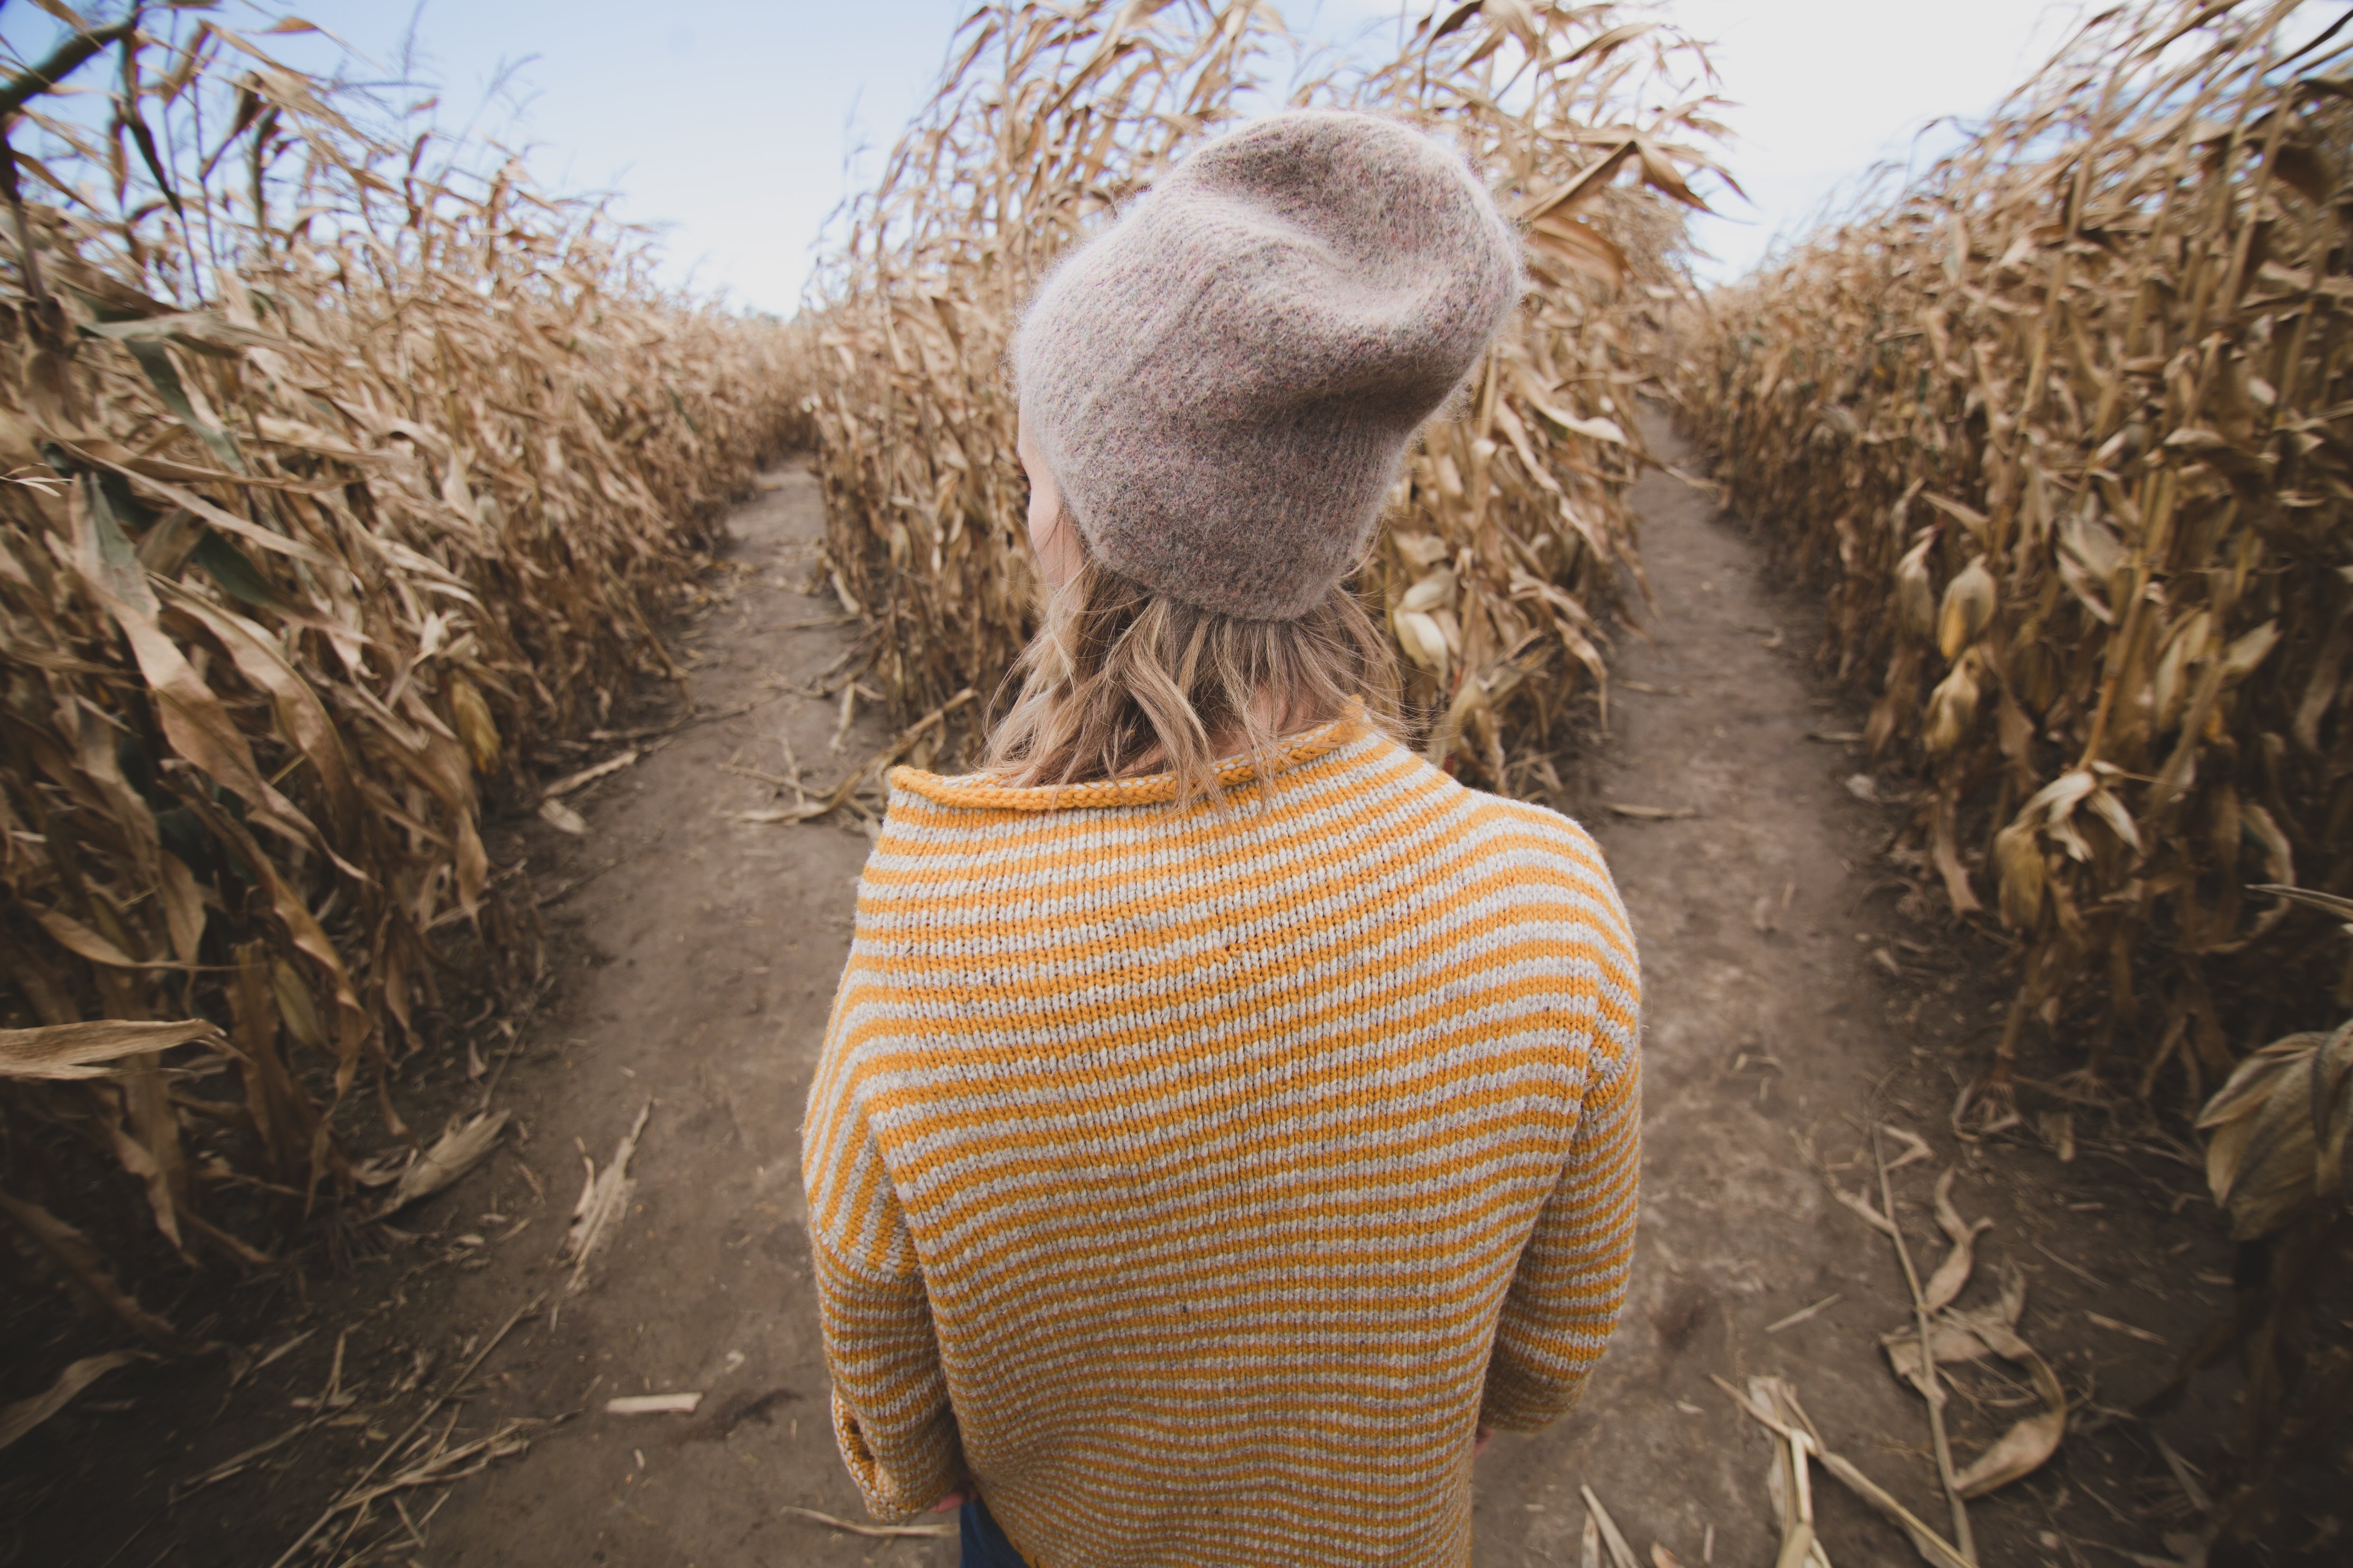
left=808, top=0, right=1724, bottom=789
left=0, top=9, right=804, bottom=1317
left=1676, top=0, right=2353, bottom=1109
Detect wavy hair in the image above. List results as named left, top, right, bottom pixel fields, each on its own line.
left=984, top=523, right=1402, bottom=801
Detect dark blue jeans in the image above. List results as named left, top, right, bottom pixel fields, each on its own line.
left=959, top=1496, right=1029, bottom=1568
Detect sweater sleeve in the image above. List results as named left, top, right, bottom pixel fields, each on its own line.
left=1478, top=942, right=1643, bottom=1431
left=801, top=989, right=964, bottom=1519
left=809, top=1223, right=964, bottom=1520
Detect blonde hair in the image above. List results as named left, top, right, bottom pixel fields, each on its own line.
left=985, top=524, right=1402, bottom=801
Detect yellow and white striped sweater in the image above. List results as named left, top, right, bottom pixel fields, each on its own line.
left=800, top=713, right=1641, bottom=1567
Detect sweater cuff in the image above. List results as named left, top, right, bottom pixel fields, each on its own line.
left=1476, top=1357, right=1586, bottom=1433
left=831, top=1386, right=962, bottom=1522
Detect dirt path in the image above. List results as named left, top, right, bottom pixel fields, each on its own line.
left=1477, top=423, right=2240, bottom=1567
left=44, top=439, right=2250, bottom=1567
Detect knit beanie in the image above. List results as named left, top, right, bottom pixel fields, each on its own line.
left=1015, top=108, right=1523, bottom=622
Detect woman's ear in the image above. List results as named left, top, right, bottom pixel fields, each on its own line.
left=1032, top=504, right=1085, bottom=591
left=1017, top=420, right=1084, bottom=589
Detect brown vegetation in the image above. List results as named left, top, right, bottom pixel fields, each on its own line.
left=1671, top=0, right=2353, bottom=1528
left=804, top=0, right=1726, bottom=788
left=0, top=9, right=801, bottom=1351
left=1678, top=0, right=2350, bottom=1105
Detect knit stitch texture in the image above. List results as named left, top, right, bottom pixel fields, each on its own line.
left=800, top=714, right=1641, bottom=1567
left=1015, top=109, right=1524, bottom=621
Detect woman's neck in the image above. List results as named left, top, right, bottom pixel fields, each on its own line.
left=1116, top=690, right=1332, bottom=778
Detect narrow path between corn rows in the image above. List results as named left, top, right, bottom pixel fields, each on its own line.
left=1470, top=415, right=2235, bottom=1567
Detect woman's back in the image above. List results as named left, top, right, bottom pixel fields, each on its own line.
left=803, top=713, right=1640, bottom=1567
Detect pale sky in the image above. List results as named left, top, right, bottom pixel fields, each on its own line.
left=1669, top=0, right=2086, bottom=277
left=3, top=3, right=2098, bottom=311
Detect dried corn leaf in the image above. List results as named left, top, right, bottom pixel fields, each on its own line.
left=373, top=1110, right=512, bottom=1220
left=1951, top=1346, right=2067, bottom=1498
left=0, top=1350, right=139, bottom=1451
left=1920, top=1168, right=1992, bottom=1312
left=0, top=1191, right=199, bottom=1352
left=0, top=1019, right=225, bottom=1080
left=2198, top=1021, right=2353, bottom=1235
left=1883, top=1265, right=2030, bottom=1383
left=563, top=1102, right=651, bottom=1296
left=1718, top=1375, right=1973, bottom=1568
left=1579, top=1486, right=1641, bottom=1568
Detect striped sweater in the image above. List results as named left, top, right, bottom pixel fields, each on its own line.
left=800, top=712, right=1642, bottom=1567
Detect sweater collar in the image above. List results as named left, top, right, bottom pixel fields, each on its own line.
left=887, top=704, right=1374, bottom=813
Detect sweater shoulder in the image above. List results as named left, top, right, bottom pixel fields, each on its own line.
left=1442, top=779, right=1623, bottom=906
left=1445, top=779, right=1640, bottom=1084
left=1466, top=785, right=1609, bottom=860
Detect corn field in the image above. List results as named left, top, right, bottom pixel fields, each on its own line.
left=1677, top=0, right=2353, bottom=1107
left=0, top=10, right=800, bottom=1345
left=805, top=0, right=1726, bottom=788
left=1, top=0, right=2343, bottom=1549
left=1672, top=0, right=2353, bottom=1514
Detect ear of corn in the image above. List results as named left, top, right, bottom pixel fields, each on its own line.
left=1674, top=0, right=2353, bottom=1104
left=806, top=0, right=1725, bottom=792
left=2199, top=1019, right=2353, bottom=1241
left=2180, top=1011, right=2353, bottom=1523
left=1, top=15, right=803, bottom=1307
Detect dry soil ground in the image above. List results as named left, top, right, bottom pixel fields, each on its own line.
left=14, top=426, right=2314, bottom=1568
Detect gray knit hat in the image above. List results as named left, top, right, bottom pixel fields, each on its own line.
left=1015, top=109, right=1523, bottom=622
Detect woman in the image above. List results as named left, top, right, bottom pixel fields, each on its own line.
left=801, top=109, right=1641, bottom=1568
